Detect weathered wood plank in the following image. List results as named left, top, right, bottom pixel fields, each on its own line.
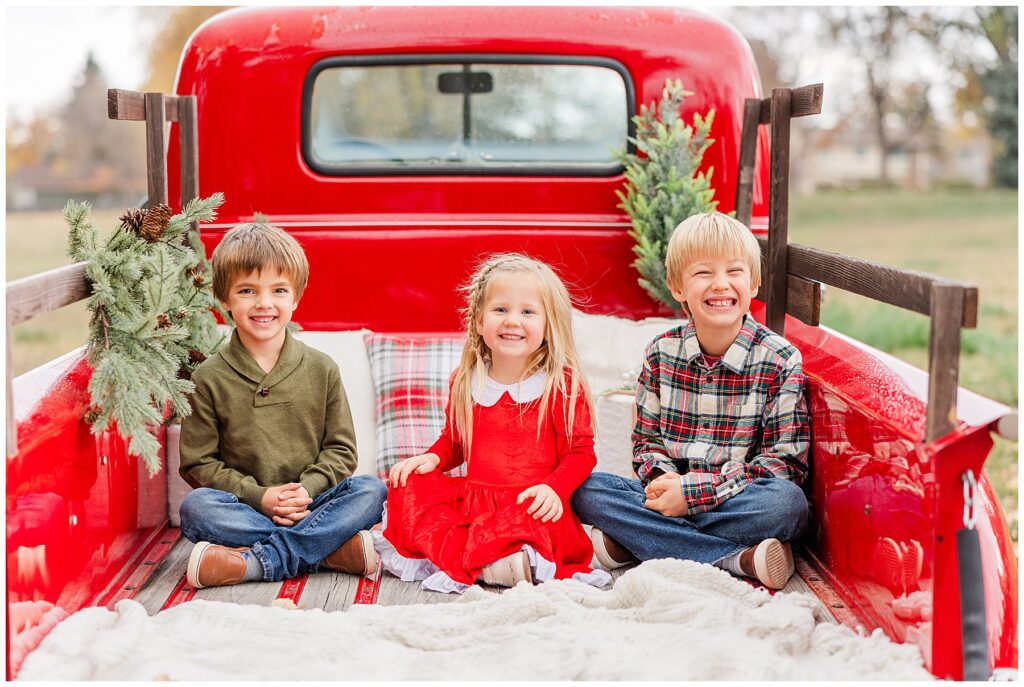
left=785, top=274, right=821, bottom=326
left=193, top=577, right=284, bottom=606
left=757, top=83, right=824, bottom=124
left=7, top=262, right=90, bottom=326
left=135, top=536, right=193, bottom=615
left=298, top=571, right=365, bottom=611
left=145, top=92, right=168, bottom=206
left=787, top=243, right=960, bottom=322
left=734, top=98, right=762, bottom=227
left=765, top=87, right=792, bottom=334
left=375, top=572, right=470, bottom=606
left=927, top=283, right=965, bottom=442
left=757, top=240, right=822, bottom=327
left=108, top=88, right=180, bottom=122
left=178, top=96, right=199, bottom=212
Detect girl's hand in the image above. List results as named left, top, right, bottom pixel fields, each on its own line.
left=516, top=484, right=563, bottom=523
left=389, top=453, right=441, bottom=488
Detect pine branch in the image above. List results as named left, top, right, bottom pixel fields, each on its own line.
left=616, top=80, right=720, bottom=310
left=66, top=192, right=228, bottom=474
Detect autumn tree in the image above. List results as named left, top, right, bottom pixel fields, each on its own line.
left=940, top=6, right=1018, bottom=187
left=138, top=6, right=234, bottom=94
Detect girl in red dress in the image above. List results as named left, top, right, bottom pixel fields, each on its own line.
left=376, top=254, right=610, bottom=592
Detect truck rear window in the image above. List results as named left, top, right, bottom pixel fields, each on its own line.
left=303, top=56, right=632, bottom=176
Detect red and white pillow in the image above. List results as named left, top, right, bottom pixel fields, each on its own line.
left=364, top=333, right=466, bottom=477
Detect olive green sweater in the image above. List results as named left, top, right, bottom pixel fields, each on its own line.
left=179, top=329, right=358, bottom=511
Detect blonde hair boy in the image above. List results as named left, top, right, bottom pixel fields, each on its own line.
left=572, top=211, right=811, bottom=591
left=665, top=211, right=761, bottom=315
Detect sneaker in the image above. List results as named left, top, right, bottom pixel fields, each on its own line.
left=322, top=530, right=378, bottom=576
left=480, top=550, right=533, bottom=587
left=588, top=526, right=635, bottom=570
left=872, top=537, right=904, bottom=594
left=738, top=538, right=794, bottom=590
left=186, top=542, right=248, bottom=589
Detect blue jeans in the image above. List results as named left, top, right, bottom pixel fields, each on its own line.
left=570, top=472, right=808, bottom=564
left=179, top=476, right=388, bottom=581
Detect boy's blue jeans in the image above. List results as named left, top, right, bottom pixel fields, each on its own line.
left=571, top=472, right=808, bottom=564
left=179, top=475, right=387, bottom=581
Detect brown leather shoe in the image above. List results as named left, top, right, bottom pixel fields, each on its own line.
left=737, top=538, right=794, bottom=590
left=186, top=542, right=248, bottom=589
left=321, top=530, right=378, bottom=576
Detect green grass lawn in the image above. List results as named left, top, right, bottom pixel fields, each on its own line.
left=789, top=188, right=1017, bottom=536
left=6, top=188, right=1018, bottom=533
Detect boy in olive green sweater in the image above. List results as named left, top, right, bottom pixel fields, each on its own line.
left=179, top=223, right=387, bottom=588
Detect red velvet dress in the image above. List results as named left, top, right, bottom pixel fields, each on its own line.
left=383, top=376, right=597, bottom=585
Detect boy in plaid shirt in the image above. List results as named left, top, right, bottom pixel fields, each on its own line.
left=572, top=212, right=810, bottom=589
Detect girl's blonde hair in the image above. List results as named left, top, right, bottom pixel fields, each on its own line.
left=450, top=253, right=590, bottom=454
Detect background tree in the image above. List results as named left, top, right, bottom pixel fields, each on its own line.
left=822, top=7, right=942, bottom=186
left=138, top=6, right=234, bottom=94
left=941, top=6, right=1018, bottom=187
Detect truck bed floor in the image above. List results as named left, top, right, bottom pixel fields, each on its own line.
left=128, top=532, right=839, bottom=620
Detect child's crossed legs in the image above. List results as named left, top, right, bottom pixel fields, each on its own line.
left=571, top=472, right=808, bottom=587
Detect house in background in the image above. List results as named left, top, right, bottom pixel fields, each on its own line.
left=792, top=115, right=993, bottom=193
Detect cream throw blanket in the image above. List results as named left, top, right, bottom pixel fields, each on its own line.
left=18, top=559, right=932, bottom=681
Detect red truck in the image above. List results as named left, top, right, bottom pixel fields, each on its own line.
left=7, top=6, right=1016, bottom=680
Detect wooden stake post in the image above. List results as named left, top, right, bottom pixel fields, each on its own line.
left=734, top=82, right=977, bottom=442
left=6, top=89, right=198, bottom=457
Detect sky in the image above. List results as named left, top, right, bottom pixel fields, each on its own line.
left=6, top=6, right=149, bottom=121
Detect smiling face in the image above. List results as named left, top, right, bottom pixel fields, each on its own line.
left=475, top=272, right=547, bottom=380
left=221, top=268, right=298, bottom=353
left=671, top=254, right=757, bottom=351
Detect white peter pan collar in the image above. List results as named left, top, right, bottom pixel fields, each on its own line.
left=470, top=366, right=547, bottom=406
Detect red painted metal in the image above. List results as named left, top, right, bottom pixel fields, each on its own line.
left=167, top=6, right=772, bottom=331
left=768, top=301, right=1017, bottom=677
left=7, top=357, right=170, bottom=675
left=277, top=575, right=309, bottom=605
left=160, top=575, right=198, bottom=611
left=92, top=524, right=182, bottom=609
left=352, top=561, right=384, bottom=605
left=797, top=548, right=879, bottom=632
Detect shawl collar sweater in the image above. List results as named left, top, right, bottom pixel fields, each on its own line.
left=180, top=329, right=358, bottom=510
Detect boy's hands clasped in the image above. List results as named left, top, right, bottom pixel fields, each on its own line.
left=261, top=482, right=312, bottom=526
left=644, top=473, right=689, bottom=517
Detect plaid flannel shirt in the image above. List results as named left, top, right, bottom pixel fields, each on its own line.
left=632, top=314, right=810, bottom=515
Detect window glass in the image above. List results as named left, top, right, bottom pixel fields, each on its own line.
left=308, top=61, right=629, bottom=171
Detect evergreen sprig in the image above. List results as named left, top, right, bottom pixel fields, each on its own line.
left=65, top=193, right=228, bottom=474
left=615, top=80, right=719, bottom=310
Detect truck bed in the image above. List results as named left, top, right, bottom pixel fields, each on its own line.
left=118, top=525, right=841, bottom=619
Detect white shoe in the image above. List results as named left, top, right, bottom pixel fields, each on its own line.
left=480, top=551, right=533, bottom=587
left=588, top=526, right=634, bottom=571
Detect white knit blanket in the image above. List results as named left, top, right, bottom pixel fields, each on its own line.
left=17, top=559, right=932, bottom=681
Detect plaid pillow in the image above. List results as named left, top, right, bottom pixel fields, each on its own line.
left=364, top=333, right=466, bottom=477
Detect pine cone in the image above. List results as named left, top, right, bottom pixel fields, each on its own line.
left=139, top=203, right=173, bottom=242
left=174, top=306, right=190, bottom=320
left=189, top=349, right=207, bottom=365
left=84, top=405, right=102, bottom=425
left=119, top=208, right=146, bottom=234
left=187, top=266, right=206, bottom=287
left=156, top=313, right=173, bottom=330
